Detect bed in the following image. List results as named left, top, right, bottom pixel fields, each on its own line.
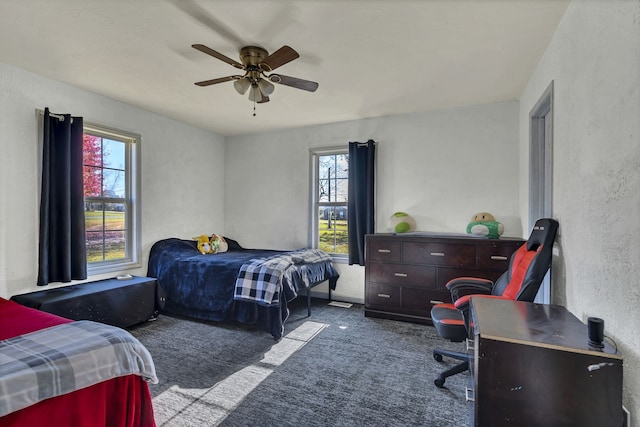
left=0, top=297, right=157, bottom=427
left=147, top=237, right=339, bottom=339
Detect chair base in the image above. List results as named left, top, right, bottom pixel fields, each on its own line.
left=433, top=348, right=471, bottom=388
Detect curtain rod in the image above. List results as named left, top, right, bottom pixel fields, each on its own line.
left=351, top=139, right=376, bottom=146
left=36, top=109, right=73, bottom=123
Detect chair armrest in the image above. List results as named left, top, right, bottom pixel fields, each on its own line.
left=445, top=277, right=494, bottom=301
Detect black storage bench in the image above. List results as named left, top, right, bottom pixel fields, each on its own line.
left=10, top=276, right=164, bottom=328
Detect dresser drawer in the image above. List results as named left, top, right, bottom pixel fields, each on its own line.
left=437, top=267, right=505, bottom=289
left=477, top=242, right=523, bottom=269
left=368, top=262, right=436, bottom=287
left=367, top=239, right=402, bottom=263
left=402, top=288, right=451, bottom=315
left=403, top=242, right=476, bottom=267
left=366, top=283, right=400, bottom=308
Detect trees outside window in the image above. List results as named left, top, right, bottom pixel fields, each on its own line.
left=312, top=149, right=349, bottom=256
left=82, top=125, right=140, bottom=273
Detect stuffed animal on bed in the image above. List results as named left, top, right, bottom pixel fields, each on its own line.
left=466, top=212, right=504, bottom=238
left=195, top=234, right=214, bottom=254
left=209, top=234, right=228, bottom=253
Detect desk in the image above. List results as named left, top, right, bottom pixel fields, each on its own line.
left=11, top=276, right=161, bottom=328
left=469, top=298, right=623, bottom=426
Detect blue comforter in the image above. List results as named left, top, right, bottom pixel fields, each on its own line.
left=147, top=238, right=338, bottom=339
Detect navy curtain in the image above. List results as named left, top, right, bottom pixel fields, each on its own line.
left=348, top=140, right=375, bottom=265
left=37, top=108, right=87, bottom=285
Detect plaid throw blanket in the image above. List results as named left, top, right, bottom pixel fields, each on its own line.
left=234, top=253, right=294, bottom=306
left=234, top=249, right=332, bottom=306
left=0, top=320, right=158, bottom=417
left=290, top=248, right=332, bottom=265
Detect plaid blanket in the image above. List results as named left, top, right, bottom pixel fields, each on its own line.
left=0, top=320, right=158, bottom=417
left=234, top=253, right=294, bottom=306
left=290, top=248, right=332, bottom=265
left=234, top=249, right=333, bottom=306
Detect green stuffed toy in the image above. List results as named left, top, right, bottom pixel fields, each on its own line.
left=209, top=234, right=228, bottom=253
left=466, top=212, right=504, bottom=239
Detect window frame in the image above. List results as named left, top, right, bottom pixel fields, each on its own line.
left=310, top=146, right=349, bottom=262
left=83, top=123, right=141, bottom=275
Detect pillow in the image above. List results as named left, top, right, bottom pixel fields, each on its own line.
left=222, top=236, right=243, bottom=251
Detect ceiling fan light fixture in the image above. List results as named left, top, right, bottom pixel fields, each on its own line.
left=248, top=84, right=261, bottom=102
left=258, top=79, right=275, bottom=96
left=233, top=77, right=251, bottom=95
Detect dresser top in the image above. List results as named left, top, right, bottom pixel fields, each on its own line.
left=367, top=232, right=525, bottom=243
left=471, top=298, right=621, bottom=358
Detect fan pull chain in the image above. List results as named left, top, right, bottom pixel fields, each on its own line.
left=253, top=99, right=256, bottom=117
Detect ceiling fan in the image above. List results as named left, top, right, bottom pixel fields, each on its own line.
left=192, top=44, right=319, bottom=105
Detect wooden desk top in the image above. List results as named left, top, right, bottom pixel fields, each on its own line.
left=470, top=297, right=621, bottom=359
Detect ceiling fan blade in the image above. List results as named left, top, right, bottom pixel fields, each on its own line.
left=259, top=46, right=299, bottom=72
left=194, top=75, right=240, bottom=87
left=268, top=74, right=318, bottom=92
left=173, top=0, right=244, bottom=46
left=192, top=44, right=244, bottom=70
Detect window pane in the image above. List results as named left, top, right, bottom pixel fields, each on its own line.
left=83, top=165, right=102, bottom=197
left=104, top=230, right=126, bottom=260
left=103, top=139, right=125, bottom=169
left=335, top=154, right=348, bottom=178
left=318, top=179, right=330, bottom=202
left=104, top=203, right=126, bottom=231
left=85, top=202, right=127, bottom=263
left=103, top=168, right=125, bottom=198
left=318, top=206, right=349, bottom=254
left=83, top=135, right=102, bottom=167
left=86, top=230, right=104, bottom=262
left=336, top=177, right=348, bottom=202
left=318, top=154, right=349, bottom=204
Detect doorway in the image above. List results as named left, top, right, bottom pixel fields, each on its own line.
left=529, top=81, right=554, bottom=304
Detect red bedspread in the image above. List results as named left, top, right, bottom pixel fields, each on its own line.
left=0, top=297, right=156, bottom=426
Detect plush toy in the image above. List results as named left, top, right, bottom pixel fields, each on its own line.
left=466, top=212, right=504, bottom=238
left=209, top=234, right=228, bottom=253
left=388, top=212, right=416, bottom=233
left=195, top=234, right=214, bottom=254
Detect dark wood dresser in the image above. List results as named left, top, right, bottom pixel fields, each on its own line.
left=364, top=233, right=524, bottom=324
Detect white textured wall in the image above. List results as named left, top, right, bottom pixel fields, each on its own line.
left=0, top=62, right=225, bottom=297
left=519, top=0, right=640, bottom=421
left=225, top=101, right=521, bottom=303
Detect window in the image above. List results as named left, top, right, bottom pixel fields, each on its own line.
left=311, top=148, right=348, bottom=258
left=83, top=124, right=140, bottom=273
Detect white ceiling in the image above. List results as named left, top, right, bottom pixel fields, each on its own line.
left=0, top=0, right=570, bottom=136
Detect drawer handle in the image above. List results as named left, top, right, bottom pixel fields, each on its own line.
left=465, top=387, right=475, bottom=402
left=377, top=249, right=392, bottom=253
left=430, top=300, right=445, bottom=305
left=491, top=255, right=508, bottom=261
left=430, top=252, right=445, bottom=257
left=377, top=293, right=391, bottom=298
left=394, top=272, right=408, bottom=277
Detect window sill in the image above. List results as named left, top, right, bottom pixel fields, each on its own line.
left=87, top=260, right=141, bottom=276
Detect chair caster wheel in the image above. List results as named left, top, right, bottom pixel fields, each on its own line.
left=434, top=377, right=445, bottom=388
left=434, top=354, right=443, bottom=362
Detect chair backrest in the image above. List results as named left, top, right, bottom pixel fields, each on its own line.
left=491, top=218, right=559, bottom=302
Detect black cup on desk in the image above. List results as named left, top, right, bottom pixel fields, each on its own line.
left=588, top=317, right=605, bottom=348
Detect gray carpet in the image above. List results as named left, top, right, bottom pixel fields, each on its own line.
left=129, top=298, right=468, bottom=426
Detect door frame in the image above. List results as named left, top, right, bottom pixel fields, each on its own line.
left=529, top=81, right=554, bottom=303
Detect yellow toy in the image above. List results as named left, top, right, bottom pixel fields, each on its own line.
left=195, top=234, right=214, bottom=254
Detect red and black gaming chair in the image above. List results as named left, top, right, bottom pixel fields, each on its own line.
left=430, top=218, right=559, bottom=388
